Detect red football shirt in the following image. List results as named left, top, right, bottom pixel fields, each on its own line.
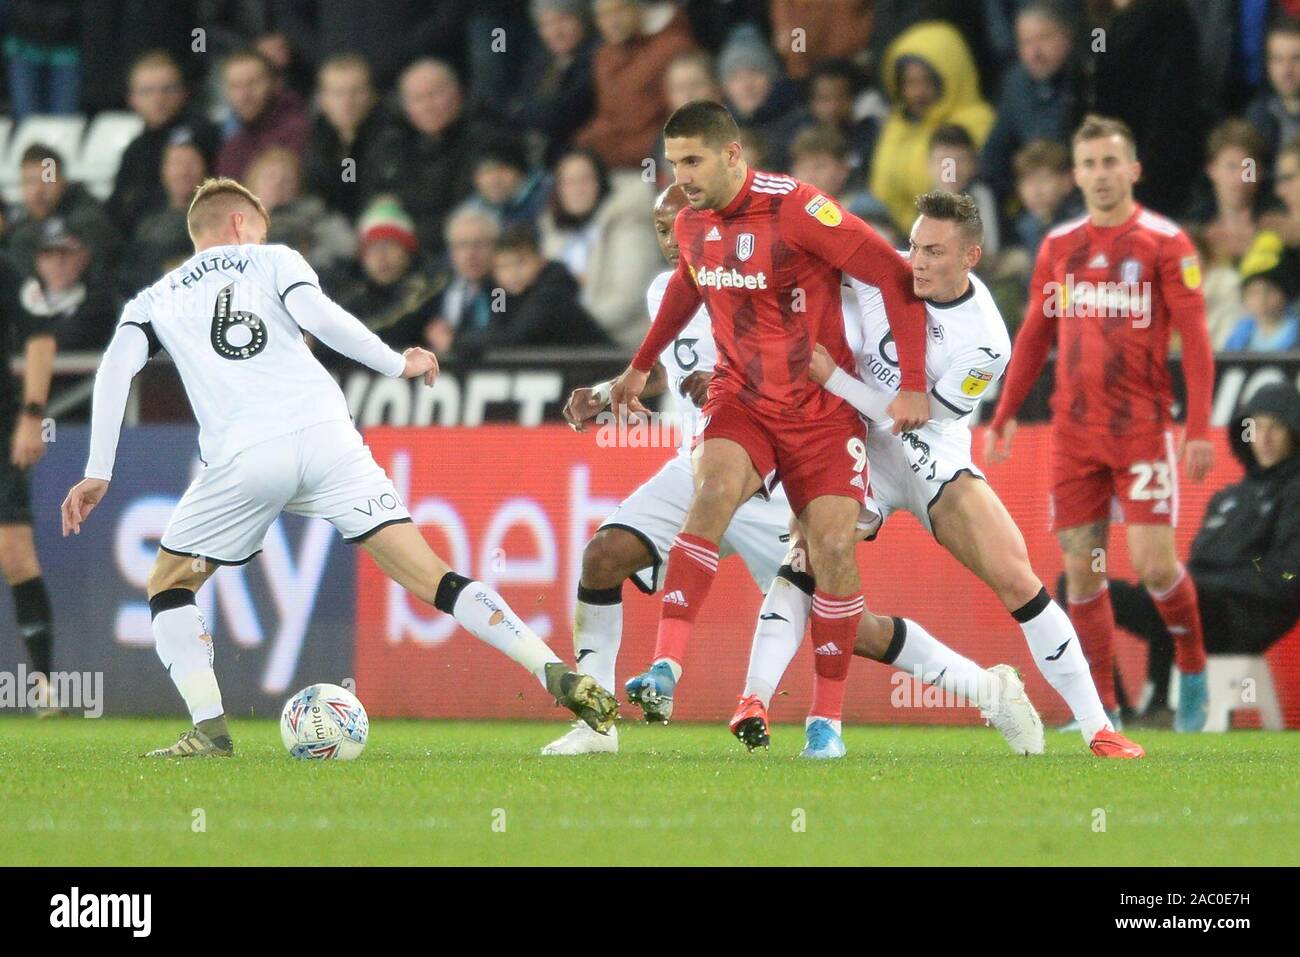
left=632, top=167, right=925, bottom=421
left=991, top=204, right=1214, bottom=439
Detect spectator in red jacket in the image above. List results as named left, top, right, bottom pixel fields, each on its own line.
left=215, top=48, right=310, bottom=180
left=573, top=0, right=697, bottom=170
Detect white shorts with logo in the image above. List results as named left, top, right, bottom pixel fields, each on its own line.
left=599, top=454, right=791, bottom=594
left=858, top=423, right=983, bottom=537
left=160, top=419, right=410, bottom=565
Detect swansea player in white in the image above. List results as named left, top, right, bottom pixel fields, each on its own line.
left=735, top=191, right=1144, bottom=759
left=545, top=185, right=792, bottom=755
left=59, top=178, right=617, bottom=757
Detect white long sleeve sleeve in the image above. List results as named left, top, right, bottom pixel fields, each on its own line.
left=824, top=367, right=894, bottom=422
left=84, top=323, right=151, bottom=480
left=283, top=284, right=406, bottom=377
left=824, top=366, right=970, bottom=426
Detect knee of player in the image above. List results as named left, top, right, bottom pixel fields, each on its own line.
left=1138, top=559, right=1180, bottom=593
left=692, top=473, right=748, bottom=514
left=581, top=528, right=641, bottom=589
left=1062, top=550, right=1105, bottom=588
left=853, top=613, right=893, bottom=660
left=0, top=542, right=35, bottom=583
left=991, top=561, right=1044, bottom=612
left=146, top=555, right=203, bottom=598
left=806, top=523, right=857, bottom=565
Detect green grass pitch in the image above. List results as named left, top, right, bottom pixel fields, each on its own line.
left=2, top=717, right=1297, bottom=866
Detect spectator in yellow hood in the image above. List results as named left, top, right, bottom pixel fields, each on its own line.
left=869, top=20, right=995, bottom=233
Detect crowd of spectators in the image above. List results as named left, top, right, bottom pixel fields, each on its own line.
left=7, top=0, right=1300, bottom=365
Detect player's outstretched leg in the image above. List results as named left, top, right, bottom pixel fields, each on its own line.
left=361, top=522, right=618, bottom=734
left=542, top=527, right=653, bottom=755
left=741, top=540, right=1044, bottom=755
left=143, top=552, right=231, bottom=757
left=930, top=477, right=1142, bottom=758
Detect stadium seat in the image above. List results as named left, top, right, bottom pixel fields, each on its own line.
left=74, top=111, right=145, bottom=200
left=1186, top=656, right=1285, bottom=732
left=0, top=114, right=87, bottom=204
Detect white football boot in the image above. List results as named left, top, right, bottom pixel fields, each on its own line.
left=541, top=721, right=619, bottom=756
left=979, top=664, right=1045, bottom=755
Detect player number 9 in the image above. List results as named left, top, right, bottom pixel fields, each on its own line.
left=847, top=437, right=867, bottom=473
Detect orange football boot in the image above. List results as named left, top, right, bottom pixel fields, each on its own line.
left=1090, top=728, right=1145, bottom=759
left=729, top=694, right=771, bottom=751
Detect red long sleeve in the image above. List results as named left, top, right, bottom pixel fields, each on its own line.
left=990, top=244, right=1057, bottom=432
left=631, top=260, right=701, bottom=372
left=1164, top=248, right=1214, bottom=439
left=840, top=234, right=927, bottom=393
left=990, top=310, right=1054, bottom=432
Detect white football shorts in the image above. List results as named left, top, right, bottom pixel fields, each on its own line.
left=859, top=423, right=984, bottom=537
left=599, top=454, right=791, bottom=593
left=160, top=418, right=410, bottom=565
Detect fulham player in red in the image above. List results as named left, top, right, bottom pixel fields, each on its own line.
left=609, top=100, right=928, bottom=727
left=986, top=115, right=1214, bottom=736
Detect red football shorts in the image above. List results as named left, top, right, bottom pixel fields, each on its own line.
left=694, top=392, right=867, bottom=517
left=1050, top=427, right=1179, bottom=530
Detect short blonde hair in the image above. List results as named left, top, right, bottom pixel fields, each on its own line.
left=186, top=177, right=270, bottom=243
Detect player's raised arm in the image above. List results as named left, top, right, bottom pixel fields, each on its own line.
left=781, top=191, right=929, bottom=430
left=611, top=258, right=701, bottom=418
left=282, top=282, right=410, bottom=378
left=986, top=240, right=1059, bottom=461
left=64, top=312, right=156, bottom=535
left=1160, top=235, right=1215, bottom=479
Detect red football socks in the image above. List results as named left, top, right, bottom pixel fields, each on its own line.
left=1068, top=584, right=1118, bottom=713
left=652, top=533, right=719, bottom=667
left=808, top=589, right=863, bottom=720
left=1148, top=566, right=1207, bottom=675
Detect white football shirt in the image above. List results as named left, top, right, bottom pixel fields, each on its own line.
left=116, top=243, right=403, bottom=469
left=840, top=271, right=1011, bottom=434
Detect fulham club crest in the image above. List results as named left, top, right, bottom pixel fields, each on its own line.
left=736, top=232, right=755, bottom=262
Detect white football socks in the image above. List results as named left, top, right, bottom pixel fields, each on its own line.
left=152, top=600, right=224, bottom=724
left=744, top=573, right=812, bottom=707
left=573, top=586, right=623, bottom=692
left=437, top=575, right=561, bottom=690
left=1016, top=594, right=1110, bottom=741
left=888, top=618, right=997, bottom=709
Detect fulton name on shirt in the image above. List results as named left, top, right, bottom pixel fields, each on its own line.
left=178, top=253, right=251, bottom=288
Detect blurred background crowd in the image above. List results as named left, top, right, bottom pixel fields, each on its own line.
left=6, top=0, right=1300, bottom=366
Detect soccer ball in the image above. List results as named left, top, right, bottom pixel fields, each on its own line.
left=280, top=683, right=369, bottom=760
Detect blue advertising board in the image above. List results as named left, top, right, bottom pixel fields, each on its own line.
left=0, top=426, right=356, bottom=718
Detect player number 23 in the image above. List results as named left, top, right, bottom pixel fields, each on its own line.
left=1128, top=461, right=1172, bottom=501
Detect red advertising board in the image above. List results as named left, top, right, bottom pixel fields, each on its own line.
left=355, top=425, right=1300, bottom=728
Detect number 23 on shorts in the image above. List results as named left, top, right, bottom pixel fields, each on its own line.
left=1127, top=460, right=1173, bottom=501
